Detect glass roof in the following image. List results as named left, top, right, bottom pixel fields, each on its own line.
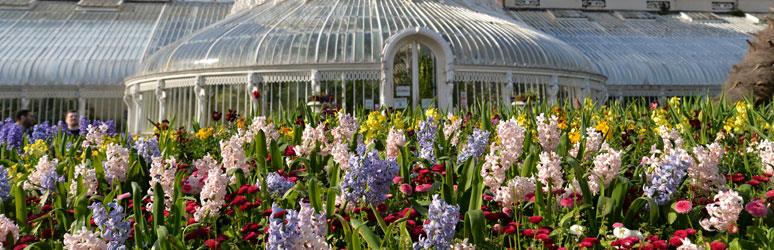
left=140, top=0, right=598, bottom=75
left=0, top=2, right=231, bottom=86
left=510, top=10, right=766, bottom=86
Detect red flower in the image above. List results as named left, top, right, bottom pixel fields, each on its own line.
left=205, top=239, right=219, bottom=249
left=747, top=179, right=761, bottom=186
left=242, top=231, right=258, bottom=241
left=284, top=146, right=296, bottom=157
left=767, top=189, right=774, bottom=200
left=522, top=229, right=535, bottom=237
left=745, top=199, right=769, bottom=218
left=710, top=240, right=727, bottom=250
left=559, top=197, right=575, bottom=208
left=400, top=184, right=413, bottom=195
left=503, top=224, right=518, bottom=234
left=669, top=236, right=683, bottom=247
left=535, top=233, right=550, bottom=241
left=211, top=111, right=222, bottom=121
left=673, top=200, right=692, bottom=214
left=529, top=216, right=543, bottom=224
left=251, top=89, right=261, bottom=99
left=673, top=230, right=688, bottom=238
left=431, top=164, right=446, bottom=174
left=414, top=184, right=432, bottom=193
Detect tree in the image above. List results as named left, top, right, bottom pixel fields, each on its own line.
left=722, top=16, right=774, bottom=104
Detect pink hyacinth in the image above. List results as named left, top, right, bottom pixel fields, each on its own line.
left=673, top=200, right=693, bottom=214
left=536, top=151, right=563, bottom=192
left=386, top=128, right=406, bottom=160
left=700, top=190, right=743, bottom=232
left=536, top=113, right=560, bottom=152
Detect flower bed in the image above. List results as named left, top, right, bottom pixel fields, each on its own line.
left=0, top=98, right=773, bottom=249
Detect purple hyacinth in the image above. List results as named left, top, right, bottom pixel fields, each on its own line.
left=417, top=117, right=438, bottom=163
left=643, top=153, right=691, bottom=205
left=266, top=172, right=295, bottom=197
left=0, top=165, right=10, bottom=201
left=340, top=149, right=399, bottom=206
left=31, top=121, right=57, bottom=143
left=0, top=118, right=23, bottom=151
left=457, top=128, right=490, bottom=164
left=134, top=137, right=160, bottom=163
left=267, top=204, right=300, bottom=250
left=415, top=195, right=460, bottom=250
left=89, top=201, right=131, bottom=250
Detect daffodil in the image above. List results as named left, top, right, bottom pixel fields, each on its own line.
left=359, top=111, right=387, bottom=141
left=196, top=127, right=214, bottom=140
left=24, top=139, right=48, bottom=158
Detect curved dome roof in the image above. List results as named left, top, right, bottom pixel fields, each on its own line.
left=140, top=0, right=600, bottom=75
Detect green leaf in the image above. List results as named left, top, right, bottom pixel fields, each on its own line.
left=351, top=219, right=381, bottom=249
left=466, top=210, right=485, bottom=244
left=152, top=182, right=165, bottom=231
left=131, top=182, right=146, bottom=247
left=308, top=178, right=322, bottom=213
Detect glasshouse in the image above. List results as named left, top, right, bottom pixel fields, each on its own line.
left=125, top=0, right=607, bottom=133
left=0, top=0, right=767, bottom=133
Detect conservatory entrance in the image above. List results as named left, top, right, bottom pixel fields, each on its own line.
left=381, top=28, right=454, bottom=110
left=391, top=42, right=438, bottom=110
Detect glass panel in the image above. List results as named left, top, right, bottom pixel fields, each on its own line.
left=392, top=44, right=412, bottom=109
left=417, top=44, right=437, bottom=109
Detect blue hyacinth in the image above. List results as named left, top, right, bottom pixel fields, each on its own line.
left=415, top=195, right=460, bottom=250
left=89, top=201, right=131, bottom=250
left=340, top=149, right=399, bottom=206
left=417, top=117, right=437, bottom=163
left=267, top=204, right=300, bottom=250
left=457, top=128, right=490, bottom=164
left=0, top=165, right=10, bottom=201
left=0, top=118, right=23, bottom=151
left=643, top=153, right=691, bottom=205
left=31, top=121, right=57, bottom=143
left=266, top=172, right=295, bottom=197
left=134, top=137, right=160, bottom=162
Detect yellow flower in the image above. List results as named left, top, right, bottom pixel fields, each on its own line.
left=595, top=121, right=609, bottom=136
left=196, top=127, right=214, bottom=140
left=391, top=111, right=406, bottom=130
left=516, top=113, right=528, bottom=127
left=360, top=111, right=387, bottom=141
left=425, top=108, right=440, bottom=121
left=24, top=139, right=48, bottom=158
left=236, top=118, right=246, bottom=130
left=668, top=97, right=681, bottom=109
left=280, top=126, right=294, bottom=139
left=569, top=129, right=581, bottom=144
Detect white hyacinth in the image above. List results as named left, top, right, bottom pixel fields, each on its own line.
left=443, top=113, right=463, bottom=146
left=0, top=214, right=19, bottom=246
left=690, top=142, right=726, bottom=192
left=497, top=118, right=526, bottom=168
left=700, top=190, right=744, bottom=232
left=536, top=151, right=563, bottom=192
left=588, top=144, right=622, bottom=195
left=494, top=176, right=535, bottom=207
left=195, top=167, right=229, bottom=222
left=296, top=123, right=326, bottom=157
left=70, top=163, right=98, bottom=197
left=104, top=143, right=130, bottom=183
left=386, top=128, right=407, bottom=160
left=63, top=227, right=108, bottom=250
left=146, top=156, right=177, bottom=211
left=221, top=134, right=251, bottom=179
left=756, top=139, right=774, bottom=176
left=294, top=202, right=331, bottom=249
left=480, top=146, right=505, bottom=189
left=536, top=113, right=560, bottom=152
left=82, top=124, right=109, bottom=149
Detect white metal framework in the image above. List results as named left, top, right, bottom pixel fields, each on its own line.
left=126, top=0, right=607, bottom=133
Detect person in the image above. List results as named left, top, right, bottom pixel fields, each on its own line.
left=65, top=110, right=81, bottom=135
left=14, top=109, right=35, bottom=134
